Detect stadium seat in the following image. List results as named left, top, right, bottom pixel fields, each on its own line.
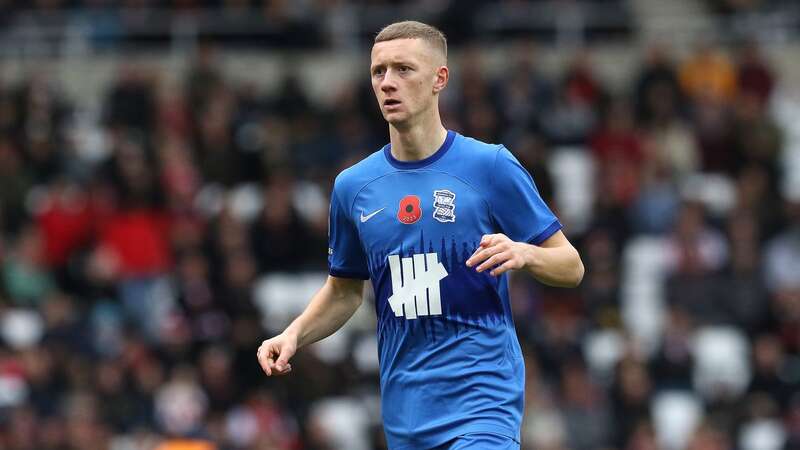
left=548, top=147, right=595, bottom=234
left=651, top=390, right=703, bottom=450
left=692, top=326, right=752, bottom=400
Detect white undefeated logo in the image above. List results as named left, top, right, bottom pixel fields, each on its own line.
left=387, top=253, right=448, bottom=319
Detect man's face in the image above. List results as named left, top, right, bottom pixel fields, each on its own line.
left=370, top=38, right=445, bottom=126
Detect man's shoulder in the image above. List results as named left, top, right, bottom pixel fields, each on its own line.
left=453, top=133, right=505, bottom=164
left=457, top=134, right=504, bottom=153
left=333, top=146, right=389, bottom=194
left=446, top=133, right=507, bottom=176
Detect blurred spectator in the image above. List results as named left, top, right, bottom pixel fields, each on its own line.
left=590, top=98, right=643, bottom=208
left=15, top=75, right=69, bottom=184
left=495, top=42, right=553, bottom=135
left=637, top=54, right=700, bottom=180
left=250, top=172, right=319, bottom=273
left=541, top=52, right=601, bottom=145
left=0, top=137, right=31, bottom=234
left=629, top=165, right=681, bottom=235
left=33, top=180, right=93, bottom=287
left=579, top=229, right=620, bottom=320
left=611, top=357, right=653, bottom=448
left=104, top=65, right=156, bottom=135
left=734, top=165, right=782, bottom=238
left=194, top=86, right=244, bottom=187
left=748, top=335, right=797, bottom=412
left=173, top=249, right=227, bottom=343
left=664, top=202, right=730, bottom=322
left=716, top=210, right=770, bottom=331
left=3, top=223, right=55, bottom=307
left=736, top=41, right=775, bottom=107
left=730, top=90, right=783, bottom=177
left=680, top=43, right=740, bottom=172
left=560, top=360, right=612, bottom=450
left=155, top=365, right=209, bottom=437
left=635, top=44, right=684, bottom=125
left=649, top=306, right=695, bottom=389
left=521, top=354, right=569, bottom=450
left=763, top=202, right=800, bottom=293
left=680, top=42, right=737, bottom=106
left=454, top=46, right=502, bottom=143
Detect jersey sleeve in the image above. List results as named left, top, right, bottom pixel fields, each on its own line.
left=489, top=146, right=562, bottom=245
left=328, top=183, right=370, bottom=279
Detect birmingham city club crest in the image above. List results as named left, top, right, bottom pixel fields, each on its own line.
left=432, top=189, right=456, bottom=223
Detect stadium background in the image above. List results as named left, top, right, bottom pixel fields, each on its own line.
left=1, top=1, right=800, bottom=449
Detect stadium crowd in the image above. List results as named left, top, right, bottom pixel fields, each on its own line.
left=0, top=30, right=799, bottom=450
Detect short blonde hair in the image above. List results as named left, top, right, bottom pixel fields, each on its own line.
left=375, top=21, right=447, bottom=63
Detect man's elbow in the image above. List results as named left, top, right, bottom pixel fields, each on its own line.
left=563, top=249, right=584, bottom=288
left=569, top=257, right=585, bottom=287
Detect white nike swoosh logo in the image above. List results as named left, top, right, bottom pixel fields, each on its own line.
left=360, top=207, right=386, bottom=223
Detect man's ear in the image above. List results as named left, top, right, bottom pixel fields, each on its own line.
left=433, top=65, right=449, bottom=94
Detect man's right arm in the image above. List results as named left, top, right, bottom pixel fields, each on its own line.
left=257, top=275, right=365, bottom=376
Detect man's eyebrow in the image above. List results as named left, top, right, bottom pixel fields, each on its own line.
left=379, top=58, right=417, bottom=67
left=371, top=58, right=417, bottom=70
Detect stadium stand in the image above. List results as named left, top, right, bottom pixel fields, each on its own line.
left=0, top=1, right=799, bottom=449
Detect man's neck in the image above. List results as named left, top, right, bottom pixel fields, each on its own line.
left=389, top=118, right=448, bottom=162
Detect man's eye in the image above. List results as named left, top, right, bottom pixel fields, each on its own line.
left=400, top=66, right=410, bottom=72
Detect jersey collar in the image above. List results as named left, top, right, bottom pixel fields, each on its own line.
left=383, top=130, right=456, bottom=170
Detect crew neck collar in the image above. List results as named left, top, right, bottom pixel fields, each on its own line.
left=383, top=130, right=456, bottom=170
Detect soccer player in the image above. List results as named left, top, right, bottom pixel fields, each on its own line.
left=257, top=21, right=584, bottom=450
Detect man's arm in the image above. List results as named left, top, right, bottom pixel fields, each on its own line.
left=466, top=230, right=584, bottom=288
left=257, top=275, right=365, bottom=376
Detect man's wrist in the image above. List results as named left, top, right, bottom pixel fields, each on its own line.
left=522, top=242, right=541, bottom=272
left=283, top=326, right=302, bottom=348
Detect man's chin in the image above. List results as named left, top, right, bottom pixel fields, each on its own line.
left=384, top=112, right=410, bottom=126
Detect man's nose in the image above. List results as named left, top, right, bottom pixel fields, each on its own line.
left=380, top=72, right=397, bottom=92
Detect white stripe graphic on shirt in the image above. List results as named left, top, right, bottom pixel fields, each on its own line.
left=387, top=253, right=447, bottom=320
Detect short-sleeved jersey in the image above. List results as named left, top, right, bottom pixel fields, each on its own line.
left=328, top=131, right=561, bottom=450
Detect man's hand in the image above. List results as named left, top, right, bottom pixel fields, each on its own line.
left=257, top=333, right=297, bottom=376
left=255, top=276, right=365, bottom=378
left=466, top=233, right=532, bottom=277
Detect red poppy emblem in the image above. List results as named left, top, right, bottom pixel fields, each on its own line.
left=397, top=195, right=422, bottom=224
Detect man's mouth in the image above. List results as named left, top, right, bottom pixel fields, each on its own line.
left=384, top=99, right=401, bottom=106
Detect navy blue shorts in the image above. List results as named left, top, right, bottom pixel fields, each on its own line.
left=431, top=433, right=520, bottom=450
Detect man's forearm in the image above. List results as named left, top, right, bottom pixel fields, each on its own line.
left=284, top=277, right=364, bottom=349
left=523, top=243, right=584, bottom=288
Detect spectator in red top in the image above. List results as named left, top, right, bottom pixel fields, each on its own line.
left=34, top=179, right=93, bottom=269
left=591, top=99, right=644, bottom=207
left=590, top=99, right=644, bottom=165
left=90, top=133, right=175, bottom=342
left=736, top=40, right=775, bottom=107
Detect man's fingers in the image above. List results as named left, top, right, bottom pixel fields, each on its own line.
left=475, top=252, right=508, bottom=273
left=466, top=242, right=497, bottom=267
left=490, top=259, right=516, bottom=277
left=273, top=363, right=292, bottom=375
left=467, top=242, right=506, bottom=267
left=257, top=340, right=296, bottom=377
left=261, top=357, right=274, bottom=376
left=257, top=348, right=274, bottom=376
left=275, top=348, right=295, bottom=371
left=266, top=357, right=292, bottom=376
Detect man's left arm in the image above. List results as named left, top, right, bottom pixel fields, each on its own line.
left=466, top=230, right=584, bottom=288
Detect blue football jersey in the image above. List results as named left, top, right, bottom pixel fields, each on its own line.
left=328, top=131, right=562, bottom=450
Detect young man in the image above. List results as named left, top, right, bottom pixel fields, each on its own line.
left=257, top=21, right=584, bottom=450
